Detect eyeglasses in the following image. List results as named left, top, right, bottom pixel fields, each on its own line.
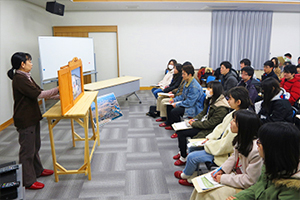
left=256, top=139, right=261, bottom=145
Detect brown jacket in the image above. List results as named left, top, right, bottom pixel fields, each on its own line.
left=12, top=72, right=42, bottom=129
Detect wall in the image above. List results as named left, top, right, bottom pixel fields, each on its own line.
left=0, top=1, right=55, bottom=125
left=51, top=11, right=212, bottom=87
left=1, top=2, right=300, bottom=125
left=270, top=12, right=300, bottom=64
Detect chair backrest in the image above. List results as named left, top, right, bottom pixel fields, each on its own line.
left=206, top=75, right=216, bottom=83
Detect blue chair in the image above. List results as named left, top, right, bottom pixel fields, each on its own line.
left=206, top=75, right=216, bottom=83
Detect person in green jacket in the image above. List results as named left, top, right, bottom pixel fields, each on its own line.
left=227, top=122, right=300, bottom=200
left=173, top=81, right=231, bottom=166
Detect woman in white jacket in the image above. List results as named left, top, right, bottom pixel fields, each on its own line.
left=151, top=59, right=177, bottom=98
left=174, top=87, right=252, bottom=186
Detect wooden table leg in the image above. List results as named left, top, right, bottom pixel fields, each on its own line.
left=47, top=118, right=59, bottom=182
left=84, top=114, right=92, bottom=180
left=71, top=119, right=75, bottom=147
left=94, top=97, right=100, bottom=146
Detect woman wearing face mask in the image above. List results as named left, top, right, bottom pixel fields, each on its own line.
left=173, top=81, right=231, bottom=166
left=151, top=59, right=177, bottom=99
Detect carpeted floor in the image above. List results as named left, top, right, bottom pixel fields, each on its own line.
left=0, top=90, right=208, bottom=200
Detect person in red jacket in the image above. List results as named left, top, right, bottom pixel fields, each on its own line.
left=280, top=65, right=300, bottom=106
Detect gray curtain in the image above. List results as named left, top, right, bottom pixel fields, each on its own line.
left=209, top=11, right=273, bottom=70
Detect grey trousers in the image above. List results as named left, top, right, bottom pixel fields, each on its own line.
left=17, top=122, right=44, bottom=187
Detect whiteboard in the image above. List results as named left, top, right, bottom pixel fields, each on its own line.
left=38, top=36, right=95, bottom=81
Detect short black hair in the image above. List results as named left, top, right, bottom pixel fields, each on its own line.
left=183, top=61, right=192, bottom=67
left=284, top=53, right=292, bottom=58
left=182, top=65, right=194, bottom=76
left=227, top=86, right=252, bottom=109
left=258, top=122, right=300, bottom=180
left=283, top=65, right=297, bottom=74
left=263, top=60, right=274, bottom=68
left=220, top=61, right=232, bottom=69
left=240, top=58, right=251, bottom=67
left=232, top=109, right=261, bottom=157
left=284, top=61, right=291, bottom=66
left=241, top=66, right=254, bottom=78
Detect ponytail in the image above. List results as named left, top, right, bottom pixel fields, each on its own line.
left=7, top=52, right=32, bottom=80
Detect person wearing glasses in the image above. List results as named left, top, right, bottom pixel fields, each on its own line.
left=227, top=122, right=300, bottom=200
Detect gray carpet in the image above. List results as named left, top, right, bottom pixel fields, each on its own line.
left=0, top=90, right=206, bottom=200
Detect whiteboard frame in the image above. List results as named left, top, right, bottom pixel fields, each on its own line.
left=38, top=36, right=96, bottom=81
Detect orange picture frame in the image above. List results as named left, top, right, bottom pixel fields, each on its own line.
left=58, top=57, right=85, bottom=115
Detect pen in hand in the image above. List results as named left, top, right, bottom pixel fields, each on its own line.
left=213, top=167, right=222, bottom=176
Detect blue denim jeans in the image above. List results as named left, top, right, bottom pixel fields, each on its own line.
left=183, top=150, right=214, bottom=176
left=151, top=88, right=163, bottom=99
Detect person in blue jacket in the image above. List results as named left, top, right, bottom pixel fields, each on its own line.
left=159, top=64, right=205, bottom=130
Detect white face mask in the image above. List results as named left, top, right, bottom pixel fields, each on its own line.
left=168, top=65, right=174, bottom=70
left=205, top=90, right=212, bottom=98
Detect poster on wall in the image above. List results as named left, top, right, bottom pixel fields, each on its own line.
left=91, top=93, right=123, bottom=127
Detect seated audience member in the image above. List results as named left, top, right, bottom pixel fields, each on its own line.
left=174, top=87, right=252, bottom=186
left=189, top=110, right=263, bottom=200
left=159, top=64, right=205, bottom=130
left=296, top=64, right=300, bottom=78
left=298, top=56, right=300, bottom=65
left=155, top=78, right=185, bottom=122
left=284, top=52, right=292, bottom=63
left=146, top=63, right=183, bottom=118
left=280, top=65, right=300, bottom=106
left=237, top=66, right=259, bottom=105
left=151, top=59, right=177, bottom=98
left=258, top=77, right=293, bottom=124
left=239, top=58, right=257, bottom=79
left=261, top=60, right=279, bottom=82
left=214, top=67, right=222, bottom=80
left=173, top=81, right=230, bottom=165
left=220, top=61, right=238, bottom=94
left=271, top=57, right=282, bottom=79
left=228, top=122, right=300, bottom=200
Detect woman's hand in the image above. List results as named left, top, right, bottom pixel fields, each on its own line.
left=188, top=119, right=195, bottom=125
left=226, top=196, right=236, bottom=200
left=215, top=174, right=222, bottom=183
left=211, top=169, right=224, bottom=181
left=169, top=94, right=174, bottom=98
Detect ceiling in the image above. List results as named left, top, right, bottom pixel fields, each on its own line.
left=24, top=0, right=300, bottom=12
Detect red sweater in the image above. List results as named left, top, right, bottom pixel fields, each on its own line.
left=280, top=77, right=300, bottom=106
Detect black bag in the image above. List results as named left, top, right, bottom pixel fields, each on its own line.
left=146, top=105, right=158, bottom=118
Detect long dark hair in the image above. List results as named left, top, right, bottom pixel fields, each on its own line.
left=232, top=110, right=261, bottom=157
left=7, top=52, right=32, bottom=80
left=206, top=81, right=224, bottom=105
left=258, top=122, right=300, bottom=180
left=261, top=77, right=281, bottom=110
left=172, top=63, right=182, bottom=81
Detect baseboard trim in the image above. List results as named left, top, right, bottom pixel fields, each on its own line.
left=0, top=118, right=14, bottom=132
left=140, top=87, right=152, bottom=90
left=0, top=99, right=44, bottom=132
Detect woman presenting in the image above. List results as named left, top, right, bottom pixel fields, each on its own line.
left=7, top=52, right=59, bottom=190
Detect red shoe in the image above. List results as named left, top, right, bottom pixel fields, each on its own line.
left=173, top=153, right=180, bottom=160
left=171, top=133, right=178, bottom=138
left=159, top=122, right=167, bottom=127
left=26, top=181, right=44, bottom=190
left=40, top=169, right=54, bottom=176
left=174, top=171, right=183, bottom=179
left=156, top=118, right=166, bottom=122
left=179, top=179, right=193, bottom=186
left=165, top=126, right=173, bottom=130
left=174, top=159, right=186, bottom=166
